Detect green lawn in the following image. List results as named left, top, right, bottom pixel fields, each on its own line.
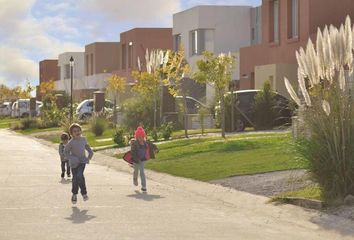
left=0, top=117, right=20, bottom=129
left=139, top=132, right=306, bottom=181
left=17, top=127, right=62, bottom=135
left=38, top=128, right=117, bottom=148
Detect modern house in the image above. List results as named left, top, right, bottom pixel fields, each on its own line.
left=114, top=28, right=173, bottom=84
left=37, top=59, right=59, bottom=100
left=173, top=5, right=260, bottom=103
left=84, top=42, right=120, bottom=93
left=240, top=0, right=354, bottom=98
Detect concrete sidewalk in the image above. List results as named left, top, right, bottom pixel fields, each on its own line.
left=0, top=129, right=353, bottom=240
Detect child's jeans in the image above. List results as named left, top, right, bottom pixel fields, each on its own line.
left=133, top=161, right=146, bottom=188
left=71, top=163, right=87, bottom=195
left=61, top=161, right=70, bottom=175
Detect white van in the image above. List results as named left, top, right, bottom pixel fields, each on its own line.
left=0, top=102, right=13, bottom=116
left=11, top=99, right=43, bottom=118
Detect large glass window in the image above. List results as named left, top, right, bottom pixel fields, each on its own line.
left=174, top=34, right=182, bottom=51
left=191, top=30, right=198, bottom=55
left=190, top=29, right=214, bottom=56
left=273, top=0, right=279, bottom=42
left=291, top=0, right=299, bottom=38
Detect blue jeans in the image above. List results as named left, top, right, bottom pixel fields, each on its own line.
left=133, top=161, right=146, bottom=188
left=71, top=163, right=87, bottom=195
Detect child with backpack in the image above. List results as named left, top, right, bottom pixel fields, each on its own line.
left=64, top=123, right=93, bottom=204
left=130, top=127, right=158, bottom=192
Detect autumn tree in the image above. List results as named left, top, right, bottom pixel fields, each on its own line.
left=194, top=51, right=235, bottom=138
left=106, top=74, right=126, bottom=124
left=163, top=47, right=191, bottom=138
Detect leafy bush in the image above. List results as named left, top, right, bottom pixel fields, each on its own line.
left=89, top=115, right=107, bottom=136
left=216, top=92, right=240, bottom=132
left=150, top=128, right=159, bottom=142
left=20, top=118, right=39, bottom=129
left=160, top=122, right=174, bottom=140
left=113, top=127, right=126, bottom=147
left=252, top=81, right=278, bottom=130
left=121, top=96, right=154, bottom=131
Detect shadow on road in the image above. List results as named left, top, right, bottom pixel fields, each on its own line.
left=310, top=213, right=354, bottom=237
left=126, top=190, right=164, bottom=201
left=65, top=207, right=96, bottom=224
left=59, top=178, right=71, bottom=184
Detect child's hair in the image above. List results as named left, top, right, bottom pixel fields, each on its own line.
left=60, top=132, right=70, bottom=141
left=69, top=123, right=82, bottom=135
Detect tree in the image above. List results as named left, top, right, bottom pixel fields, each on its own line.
left=106, top=74, right=126, bottom=124
left=253, top=81, right=278, bottom=130
left=0, top=81, right=34, bottom=101
left=163, top=47, right=191, bottom=138
left=194, top=51, right=235, bottom=138
left=132, top=49, right=169, bottom=129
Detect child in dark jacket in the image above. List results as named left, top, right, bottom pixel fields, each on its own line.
left=64, top=123, right=93, bottom=204
left=131, top=127, right=158, bottom=192
left=59, top=133, right=71, bottom=179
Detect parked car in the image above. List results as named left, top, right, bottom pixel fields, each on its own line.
left=11, top=99, right=43, bottom=118
left=216, top=90, right=292, bottom=132
left=76, top=99, right=117, bottom=120
left=0, top=102, right=13, bottom=116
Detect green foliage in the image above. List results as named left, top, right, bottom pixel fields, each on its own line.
left=20, top=118, right=39, bottom=129
left=150, top=128, right=159, bottom=142
left=113, top=127, right=126, bottom=147
left=89, top=115, right=107, bottom=136
left=160, top=122, right=174, bottom=140
left=122, top=96, right=154, bottom=131
left=194, top=51, right=235, bottom=138
left=253, top=81, right=278, bottom=130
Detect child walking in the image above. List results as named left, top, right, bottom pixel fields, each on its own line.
left=59, top=133, right=71, bottom=179
left=130, top=127, right=158, bottom=192
left=64, top=123, right=93, bottom=204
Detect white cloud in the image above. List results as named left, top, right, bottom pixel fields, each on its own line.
left=0, top=0, right=83, bottom=87
left=0, top=46, right=38, bottom=86
left=83, top=0, right=181, bottom=25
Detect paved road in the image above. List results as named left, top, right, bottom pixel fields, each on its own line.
left=0, top=129, right=353, bottom=240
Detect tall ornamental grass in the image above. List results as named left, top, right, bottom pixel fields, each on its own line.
left=285, top=16, right=354, bottom=203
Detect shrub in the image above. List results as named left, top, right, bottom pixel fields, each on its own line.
left=20, top=118, right=39, bottom=129
left=122, top=96, right=154, bottom=131
left=150, top=128, right=159, bottom=142
left=89, top=116, right=107, bottom=136
left=160, top=122, right=174, bottom=140
left=113, top=127, right=126, bottom=147
left=216, top=92, right=240, bottom=131
left=252, top=81, right=278, bottom=130
left=285, top=16, right=354, bottom=203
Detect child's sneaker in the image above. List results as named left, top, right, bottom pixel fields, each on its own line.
left=61, top=173, right=65, bottom=178
left=133, top=178, right=138, bottom=186
left=71, top=194, right=77, bottom=204
left=82, top=194, right=89, bottom=201
left=141, top=188, right=147, bottom=192
left=67, top=173, right=71, bottom=178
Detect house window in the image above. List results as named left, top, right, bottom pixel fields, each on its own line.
left=190, top=29, right=214, bottom=56
left=174, top=34, right=182, bottom=51
left=64, top=64, right=70, bottom=79
left=86, top=55, right=89, bottom=76
left=122, top=44, right=126, bottom=69
left=128, top=44, right=133, bottom=68
left=191, top=30, right=198, bottom=55
left=289, top=0, right=299, bottom=38
left=270, top=0, right=279, bottom=43
left=90, top=54, right=94, bottom=75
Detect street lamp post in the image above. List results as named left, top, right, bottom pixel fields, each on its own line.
left=69, top=56, right=74, bottom=123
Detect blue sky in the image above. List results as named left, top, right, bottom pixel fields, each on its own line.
left=0, top=0, right=261, bottom=88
